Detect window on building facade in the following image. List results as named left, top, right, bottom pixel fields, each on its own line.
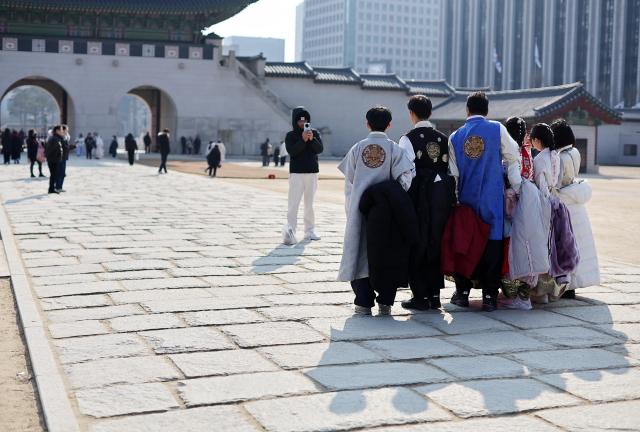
left=624, top=144, right=638, bottom=157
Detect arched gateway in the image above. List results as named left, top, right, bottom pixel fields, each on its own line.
left=0, top=0, right=290, bottom=154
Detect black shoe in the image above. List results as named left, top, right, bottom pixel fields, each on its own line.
left=48, top=190, right=59, bottom=194
left=39, top=174, right=45, bottom=178
left=401, top=298, right=430, bottom=311
left=450, top=292, right=470, bottom=308
left=482, top=294, right=498, bottom=312
left=561, top=289, right=576, bottom=299
left=30, top=174, right=35, bottom=178
left=429, top=297, right=442, bottom=309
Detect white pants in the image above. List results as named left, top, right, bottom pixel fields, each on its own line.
left=287, top=173, right=317, bottom=236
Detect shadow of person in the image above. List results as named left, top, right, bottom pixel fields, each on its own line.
left=309, top=315, right=431, bottom=417
left=418, top=293, right=633, bottom=418
left=4, top=193, right=48, bottom=205
left=250, top=240, right=310, bottom=274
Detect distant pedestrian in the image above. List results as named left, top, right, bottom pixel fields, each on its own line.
left=260, top=138, right=271, bottom=167
left=206, top=144, right=221, bottom=177
left=75, top=133, right=84, bottom=157
left=158, top=128, right=171, bottom=174
left=85, top=133, right=95, bottom=159
left=45, top=125, right=64, bottom=194
left=273, top=142, right=281, bottom=166
left=125, top=133, right=138, bottom=166
left=2, top=128, right=11, bottom=164
left=186, top=137, right=193, bottom=155
left=55, top=124, right=70, bottom=192
left=217, top=140, right=226, bottom=162
left=180, top=136, right=187, bottom=154
left=109, top=136, right=118, bottom=158
left=143, top=131, right=152, bottom=153
left=279, top=140, right=288, bottom=166
left=193, top=135, right=202, bottom=155
left=94, top=132, right=104, bottom=159
left=27, top=129, right=44, bottom=178
left=10, top=130, right=22, bottom=164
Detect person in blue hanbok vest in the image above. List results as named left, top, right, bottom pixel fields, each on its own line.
left=447, top=92, right=522, bottom=311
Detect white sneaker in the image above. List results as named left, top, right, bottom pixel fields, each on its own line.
left=282, top=226, right=297, bottom=246
left=354, top=305, right=372, bottom=315
left=304, top=232, right=321, bottom=241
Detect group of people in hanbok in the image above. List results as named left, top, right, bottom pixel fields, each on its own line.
left=337, top=92, right=598, bottom=315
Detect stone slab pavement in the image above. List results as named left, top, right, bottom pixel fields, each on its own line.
left=0, top=157, right=639, bottom=431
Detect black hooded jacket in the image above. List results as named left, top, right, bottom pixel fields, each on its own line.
left=285, top=107, right=323, bottom=174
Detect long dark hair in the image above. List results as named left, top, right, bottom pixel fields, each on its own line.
left=529, top=123, right=556, bottom=150
left=504, top=116, right=526, bottom=147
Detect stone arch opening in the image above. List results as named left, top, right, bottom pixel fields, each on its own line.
left=0, top=77, right=75, bottom=135
left=118, top=86, right=177, bottom=152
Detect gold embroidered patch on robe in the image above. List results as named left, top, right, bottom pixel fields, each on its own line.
left=362, top=144, right=386, bottom=168
left=464, top=136, right=485, bottom=159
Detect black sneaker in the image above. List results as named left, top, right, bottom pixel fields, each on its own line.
left=48, top=190, right=59, bottom=194
left=429, top=297, right=442, bottom=309
left=401, top=298, right=430, bottom=311
left=450, top=292, right=470, bottom=308
left=482, top=294, right=498, bottom=312
left=561, top=289, right=576, bottom=299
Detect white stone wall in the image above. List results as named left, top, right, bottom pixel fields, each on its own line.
left=0, top=50, right=289, bottom=155
left=598, top=121, right=640, bottom=166
left=265, top=76, right=448, bottom=156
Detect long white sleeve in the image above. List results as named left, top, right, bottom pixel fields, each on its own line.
left=500, top=124, right=522, bottom=192
left=398, top=135, right=416, bottom=178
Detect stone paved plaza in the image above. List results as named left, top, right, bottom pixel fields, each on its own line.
left=1, top=158, right=640, bottom=431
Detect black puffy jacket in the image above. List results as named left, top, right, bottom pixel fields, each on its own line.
left=285, top=106, right=323, bottom=174
left=359, top=180, right=419, bottom=293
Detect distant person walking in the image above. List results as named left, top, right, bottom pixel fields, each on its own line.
left=109, top=136, right=118, bottom=158
left=180, top=136, right=187, bottom=154
left=75, top=133, right=84, bottom=157
left=94, top=132, right=104, bottom=159
left=2, top=128, right=11, bottom=164
left=279, top=140, right=288, bottom=166
left=193, top=135, right=202, bottom=155
left=143, top=132, right=152, bottom=153
left=273, top=142, right=281, bottom=166
left=45, top=125, right=64, bottom=194
left=125, top=133, right=138, bottom=166
left=55, top=124, right=70, bottom=192
left=10, top=130, right=22, bottom=164
left=206, top=144, right=221, bottom=177
left=217, top=140, right=226, bottom=162
left=85, top=133, right=95, bottom=159
left=26, top=129, right=44, bottom=178
left=260, top=138, right=271, bottom=167
left=158, top=129, right=171, bottom=174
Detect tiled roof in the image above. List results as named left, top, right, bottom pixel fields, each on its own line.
left=360, top=74, right=408, bottom=91
left=432, top=82, right=621, bottom=124
left=313, top=67, right=361, bottom=84
left=0, top=0, right=256, bottom=15
left=264, top=62, right=314, bottom=78
left=406, top=80, right=455, bottom=97
left=619, top=109, right=640, bottom=122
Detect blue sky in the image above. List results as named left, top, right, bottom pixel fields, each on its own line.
left=208, top=0, right=302, bottom=61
